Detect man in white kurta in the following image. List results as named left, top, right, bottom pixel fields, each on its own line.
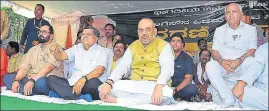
left=193, top=49, right=212, bottom=102
left=206, top=3, right=268, bottom=110
left=99, top=18, right=175, bottom=106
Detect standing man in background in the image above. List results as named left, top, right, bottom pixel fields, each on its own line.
left=98, top=23, right=116, bottom=48
left=20, top=4, right=52, bottom=54
left=193, top=38, right=208, bottom=65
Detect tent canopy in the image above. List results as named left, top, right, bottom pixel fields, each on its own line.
left=11, top=1, right=232, bottom=19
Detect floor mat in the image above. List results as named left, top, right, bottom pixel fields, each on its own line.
left=1, top=87, right=248, bottom=110
left=1, top=96, right=137, bottom=110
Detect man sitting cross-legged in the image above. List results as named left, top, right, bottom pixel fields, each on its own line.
left=169, top=33, right=198, bottom=102
left=3, top=25, right=63, bottom=96
left=47, top=26, right=109, bottom=102
left=99, top=18, right=175, bottom=105
left=193, top=49, right=212, bottom=102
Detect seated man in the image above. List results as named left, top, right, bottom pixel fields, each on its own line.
left=106, top=40, right=130, bottom=80
left=3, top=25, right=63, bottom=96
left=206, top=3, right=267, bottom=109
left=47, top=26, right=108, bottom=102
left=99, top=18, right=175, bottom=105
left=63, top=31, right=82, bottom=79
left=169, top=33, right=198, bottom=102
left=193, top=49, right=212, bottom=102
left=6, top=41, right=24, bottom=73
left=193, top=38, right=208, bottom=65
left=231, top=41, right=268, bottom=109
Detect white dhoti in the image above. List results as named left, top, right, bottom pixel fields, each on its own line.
left=206, top=57, right=268, bottom=110
left=99, top=80, right=176, bottom=106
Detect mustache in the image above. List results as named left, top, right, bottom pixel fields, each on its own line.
left=105, top=32, right=111, bottom=35
left=201, top=58, right=208, bottom=61
left=115, top=49, right=121, bottom=52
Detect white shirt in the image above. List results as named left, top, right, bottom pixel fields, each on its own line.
left=197, top=62, right=212, bottom=93
left=197, top=62, right=208, bottom=84
left=65, top=43, right=109, bottom=86
left=253, top=42, right=268, bottom=92
left=212, top=21, right=257, bottom=60
left=108, top=43, right=174, bottom=85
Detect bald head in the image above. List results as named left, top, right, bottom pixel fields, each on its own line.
left=138, top=18, right=155, bottom=28
left=225, top=3, right=243, bottom=28
left=137, top=18, right=157, bottom=45
left=225, top=3, right=242, bottom=14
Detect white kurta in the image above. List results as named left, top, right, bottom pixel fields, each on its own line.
left=197, top=62, right=212, bottom=93
left=103, top=43, right=175, bottom=105
left=206, top=21, right=268, bottom=110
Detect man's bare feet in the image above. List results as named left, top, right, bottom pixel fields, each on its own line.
left=103, top=94, right=117, bottom=103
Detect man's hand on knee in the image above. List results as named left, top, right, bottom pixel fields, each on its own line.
left=232, top=80, right=246, bottom=102
left=72, top=78, right=86, bottom=95
left=152, top=84, right=163, bottom=105
left=11, top=80, right=20, bottom=93
left=24, top=80, right=35, bottom=96
left=99, top=83, right=112, bottom=101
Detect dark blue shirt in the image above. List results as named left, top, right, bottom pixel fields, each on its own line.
left=171, top=51, right=194, bottom=87
left=20, top=18, right=50, bottom=54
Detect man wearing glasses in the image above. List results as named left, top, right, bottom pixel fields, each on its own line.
left=99, top=18, right=175, bottom=105
left=47, top=26, right=108, bottom=102
left=3, top=25, right=63, bottom=96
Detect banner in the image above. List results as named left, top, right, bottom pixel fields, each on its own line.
left=80, top=1, right=268, bottom=56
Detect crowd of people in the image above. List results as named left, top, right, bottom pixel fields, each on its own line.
left=0, top=3, right=268, bottom=110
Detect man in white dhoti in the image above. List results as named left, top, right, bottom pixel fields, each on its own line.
left=206, top=3, right=268, bottom=110
left=193, top=49, right=212, bottom=102
left=99, top=18, right=175, bottom=105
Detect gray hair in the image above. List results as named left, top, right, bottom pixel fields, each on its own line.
left=83, top=26, right=100, bottom=38
left=224, top=3, right=242, bottom=14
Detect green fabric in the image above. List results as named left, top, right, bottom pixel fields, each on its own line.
left=1, top=96, right=140, bottom=110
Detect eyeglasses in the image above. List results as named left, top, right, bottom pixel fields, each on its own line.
left=138, top=28, right=153, bottom=33
left=38, top=30, right=50, bottom=35
left=81, top=33, right=93, bottom=37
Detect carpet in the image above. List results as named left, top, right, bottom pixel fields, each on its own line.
left=1, top=87, right=249, bottom=110
left=1, top=96, right=137, bottom=110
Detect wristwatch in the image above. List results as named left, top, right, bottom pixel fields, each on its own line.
left=28, top=78, right=36, bottom=84
left=83, top=76, right=88, bottom=82
left=12, top=79, right=20, bottom=84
